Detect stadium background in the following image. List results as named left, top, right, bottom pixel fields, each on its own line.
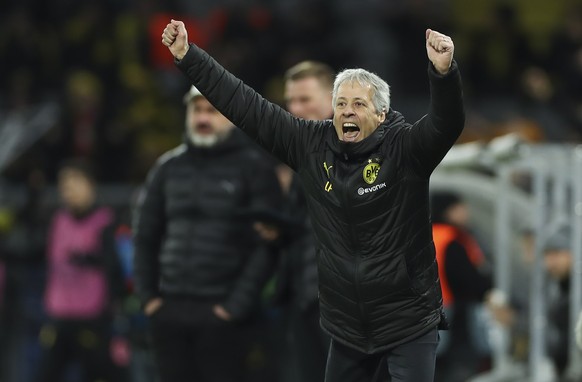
left=1, top=0, right=582, bottom=381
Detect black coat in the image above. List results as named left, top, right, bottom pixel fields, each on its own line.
left=177, top=44, right=465, bottom=353
left=273, top=175, right=320, bottom=311
left=132, top=129, right=282, bottom=320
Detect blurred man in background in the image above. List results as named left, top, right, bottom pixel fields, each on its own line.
left=132, top=86, right=282, bottom=382
left=284, top=60, right=335, bottom=121
left=543, top=226, right=574, bottom=378
left=430, top=191, right=494, bottom=382
left=35, top=159, right=128, bottom=382
left=271, top=60, right=334, bottom=382
left=0, top=169, right=50, bottom=382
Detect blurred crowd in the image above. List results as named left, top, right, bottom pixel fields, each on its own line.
left=1, top=0, right=582, bottom=381
left=2, top=0, right=582, bottom=182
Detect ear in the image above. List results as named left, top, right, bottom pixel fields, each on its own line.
left=377, top=110, right=386, bottom=124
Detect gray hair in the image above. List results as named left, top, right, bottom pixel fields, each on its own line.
left=332, top=69, right=390, bottom=115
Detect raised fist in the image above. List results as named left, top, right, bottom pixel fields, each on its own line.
left=426, top=29, right=454, bottom=75
left=161, top=19, right=189, bottom=60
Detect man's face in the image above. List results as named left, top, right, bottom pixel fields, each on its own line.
left=58, top=169, right=95, bottom=211
left=445, top=202, right=470, bottom=227
left=285, top=77, right=333, bottom=120
left=544, top=249, right=572, bottom=281
left=332, top=81, right=385, bottom=143
left=186, top=97, right=233, bottom=146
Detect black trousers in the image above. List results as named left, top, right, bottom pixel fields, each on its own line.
left=35, top=318, right=127, bottom=382
left=324, top=327, right=439, bottom=382
left=279, top=302, right=330, bottom=382
left=149, top=297, right=246, bottom=382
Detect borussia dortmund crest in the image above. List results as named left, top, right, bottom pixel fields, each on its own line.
left=363, top=160, right=380, bottom=184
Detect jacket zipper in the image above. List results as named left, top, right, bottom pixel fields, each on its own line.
left=338, top=157, right=369, bottom=344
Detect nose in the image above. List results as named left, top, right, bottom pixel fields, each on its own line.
left=196, top=111, right=211, bottom=124
left=342, top=105, right=355, bottom=117
left=288, top=101, right=301, bottom=116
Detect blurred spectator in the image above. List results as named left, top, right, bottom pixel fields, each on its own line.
left=34, top=159, right=129, bottom=382
left=515, top=66, right=575, bottom=142
left=41, top=70, right=137, bottom=182
left=0, top=7, right=49, bottom=104
left=543, top=226, right=574, bottom=378
left=3, top=0, right=582, bottom=185
left=132, top=86, right=282, bottom=382
left=270, top=60, right=335, bottom=382
left=112, top=207, right=159, bottom=382
left=431, top=191, right=495, bottom=382
left=283, top=60, right=334, bottom=121
left=0, top=169, right=50, bottom=382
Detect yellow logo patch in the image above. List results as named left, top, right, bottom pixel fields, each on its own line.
left=323, top=162, right=333, bottom=192
left=363, top=161, right=380, bottom=184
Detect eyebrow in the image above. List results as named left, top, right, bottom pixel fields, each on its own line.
left=337, top=96, right=367, bottom=102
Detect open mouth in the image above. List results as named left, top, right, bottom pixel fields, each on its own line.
left=195, top=123, right=213, bottom=135
left=342, top=122, right=360, bottom=142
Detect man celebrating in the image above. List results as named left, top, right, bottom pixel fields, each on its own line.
left=162, top=19, right=464, bottom=382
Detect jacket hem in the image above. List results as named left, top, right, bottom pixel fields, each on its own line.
left=320, top=315, right=441, bottom=355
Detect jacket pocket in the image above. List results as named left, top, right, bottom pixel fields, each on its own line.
left=404, top=249, right=439, bottom=297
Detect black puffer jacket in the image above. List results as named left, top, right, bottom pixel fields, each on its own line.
left=177, top=44, right=464, bottom=353
left=274, top=175, right=319, bottom=311
left=133, top=129, right=282, bottom=320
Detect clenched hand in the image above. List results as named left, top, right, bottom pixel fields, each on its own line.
left=425, top=29, right=454, bottom=75
left=162, top=19, right=190, bottom=60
